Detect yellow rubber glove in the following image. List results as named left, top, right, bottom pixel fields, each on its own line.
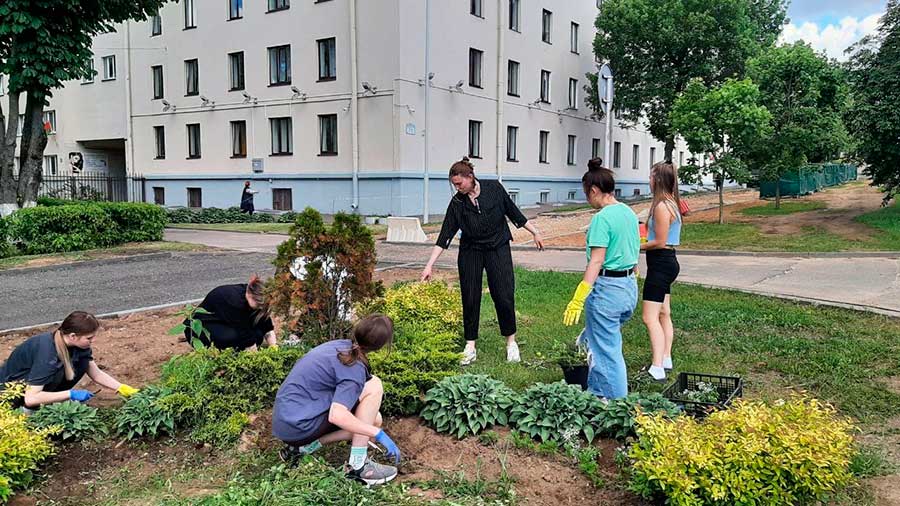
left=117, top=384, right=140, bottom=397
left=563, top=281, right=592, bottom=326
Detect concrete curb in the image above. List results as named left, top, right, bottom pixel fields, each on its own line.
left=0, top=252, right=175, bottom=276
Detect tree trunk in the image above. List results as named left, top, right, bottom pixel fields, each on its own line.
left=775, top=179, right=781, bottom=209
left=718, top=170, right=725, bottom=225
left=0, top=92, right=22, bottom=217
left=16, top=93, right=48, bottom=209
left=664, top=137, right=675, bottom=162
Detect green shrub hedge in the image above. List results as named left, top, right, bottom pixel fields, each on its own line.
left=93, top=202, right=167, bottom=242
left=166, top=206, right=285, bottom=224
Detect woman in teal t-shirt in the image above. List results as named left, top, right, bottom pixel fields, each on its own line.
left=562, top=159, right=640, bottom=400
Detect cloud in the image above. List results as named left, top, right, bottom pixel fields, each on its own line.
left=780, top=13, right=883, bottom=60
left=787, top=0, right=885, bottom=21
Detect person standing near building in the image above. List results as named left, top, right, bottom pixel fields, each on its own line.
left=240, top=181, right=258, bottom=215
left=420, top=157, right=544, bottom=365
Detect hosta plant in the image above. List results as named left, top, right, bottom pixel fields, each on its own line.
left=421, top=374, right=518, bottom=438
left=115, top=385, right=176, bottom=440
left=510, top=381, right=604, bottom=443
left=28, top=401, right=108, bottom=442
left=593, top=393, right=681, bottom=440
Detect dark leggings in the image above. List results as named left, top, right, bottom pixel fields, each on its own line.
left=458, top=244, right=517, bottom=341
left=185, top=322, right=267, bottom=351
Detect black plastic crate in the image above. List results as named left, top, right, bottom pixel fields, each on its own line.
left=662, top=372, right=742, bottom=417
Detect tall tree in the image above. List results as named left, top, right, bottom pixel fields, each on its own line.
left=0, top=0, right=168, bottom=216
left=846, top=1, right=900, bottom=205
left=671, top=78, right=772, bottom=223
left=591, top=0, right=786, bottom=160
left=745, top=42, right=850, bottom=208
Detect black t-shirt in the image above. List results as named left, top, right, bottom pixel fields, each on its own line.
left=193, top=284, right=274, bottom=333
left=435, top=179, right=529, bottom=251
left=0, top=332, right=94, bottom=392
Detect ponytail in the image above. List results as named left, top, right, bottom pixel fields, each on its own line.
left=337, top=314, right=394, bottom=369
left=246, top=274, right=270, bottom=325
left=53, top=331, right=75, bottom=381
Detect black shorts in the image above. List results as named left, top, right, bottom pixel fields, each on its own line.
left=643, top=249, right=680, bottom=303
left=282, top=401, right=360, bottom=446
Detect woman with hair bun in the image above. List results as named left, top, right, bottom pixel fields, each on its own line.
left=421, top=157, right=544, bottom=365
left=185, top=274, right=277, bottom=351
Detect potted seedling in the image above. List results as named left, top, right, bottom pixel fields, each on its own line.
left=552, top=340, right=590, bottom=391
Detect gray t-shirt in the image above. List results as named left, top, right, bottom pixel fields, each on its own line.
left=272, top=339, right=369, bottom=442
left=0, top=332, right=94, bottom=391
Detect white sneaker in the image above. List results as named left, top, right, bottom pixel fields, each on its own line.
left=506, top=342, right=521, bottom=363
left=461, top=347, right=477, bottom=366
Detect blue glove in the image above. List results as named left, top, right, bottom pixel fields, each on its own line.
left=374, top=430, right=401, bottom=464
left=69, top=389, right=93, bottom=402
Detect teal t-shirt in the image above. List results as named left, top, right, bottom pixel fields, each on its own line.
left=585, top=203, right=640, bottom=270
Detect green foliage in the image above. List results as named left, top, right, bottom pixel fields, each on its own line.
left=6, top=204, right=118, bottom=254
left=592, top=0, right=786, bottom=155
left=277, top=211, right=299, bottom=223
left=159, top=346, right=304, bottom=446
left=549, top=340, right=588, bottom=367
left=28, top=401, right=108, bottom=442
left=0, top=216, right=17, bottom=259
left=115, top=385, right=176, bottom=440
left=268, top=208, right=381, bottom=345
left=168, top=304, right=212, bottom=350
left=849, top=444, right=894, bottom=478
left=477, top=430, right=500, bottom=445
left=166, top=207, right=277, bottom=224
left=370, top=344, right=460, bottom=417
left=93, top=202, right=168, bottom=242
left=565, top=444, right=605, bottom=488
left=673, top=382, right=719, bottom=403
left=0, top=383, right=56, bottom=503
left=509, top=381, right=604, bottom=443
left=629, top=398, right=856, bottom=505
left=593, top=393, right=681, bottom=440
left=417, top=468, right=516, bottom=505
left=421, top=374, right=517, bottom=439
left=373, top=281, right=463, bottom=336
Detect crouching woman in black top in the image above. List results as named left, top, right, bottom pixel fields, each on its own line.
left=421, top=157, right=544, bottom=366
left=0, top=311, right=139, bottom=411
left=186, top=275, right=277, bottom=351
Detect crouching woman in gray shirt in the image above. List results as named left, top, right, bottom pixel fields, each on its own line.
left=272, top=314, right=401, bottom=486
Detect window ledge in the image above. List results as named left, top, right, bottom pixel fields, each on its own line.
left=268, top=82, right=292, bottom=87
left=270, top=152, right=293, bottom=157
left=317, top=77, right=336, bottom=82
left=266, top=7, right=290, bottom=13
left=231, top=155, right=248, bottom=159
left=187, top=155, right=202, bottom=160
left=318, top=152, right=338, bottom=157
left=183, top=26, right=197, bottom=31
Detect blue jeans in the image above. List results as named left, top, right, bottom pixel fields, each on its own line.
left=582, top=275, right=638, bottom=399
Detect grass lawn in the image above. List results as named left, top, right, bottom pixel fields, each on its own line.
left=680, top=223, right=860, bottom=251
left=0, top=241, right=210, bottom=270
left=855, top=201, right=900, bottom=246
left=740, top=200, right=827, bottom=216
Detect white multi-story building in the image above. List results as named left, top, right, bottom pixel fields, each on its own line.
left=7, top=0, right=697, bottom=217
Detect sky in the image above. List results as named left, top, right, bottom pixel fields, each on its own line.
left=780, top=0, right=887, bottom=60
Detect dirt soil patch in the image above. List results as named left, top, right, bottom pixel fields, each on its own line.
left=375, top=267, right=458, bottom=286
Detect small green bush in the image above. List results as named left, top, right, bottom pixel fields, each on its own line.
left=370, top=347, right=460, bottom=416
left=6, top=204, right=118, bottom=254
left=93, top=202, right=168, bottom=242
left=593, top=393, right=681, bottom=440
left=0, top=216, right=17, bottom=258
left=364, top=281, right=463, bottom=336
left=36, top=196, right=71, bottom=207
left=0, top=383, right=56, bottom=502
left=167, top=207, right=197, bottom=224
left=115, top=385, right=176, bottom=440
left=629, top=397, right=856, bottom=505
left=28, top=401, right=108, bottom=442
left=510, top=381, right=605, bottom=443
left=421, top=374, right=517, bottom=438
left=277, top=211, right=299, bottom=223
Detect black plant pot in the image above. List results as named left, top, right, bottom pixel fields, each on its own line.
left=561, top=365, right=589, bottom=391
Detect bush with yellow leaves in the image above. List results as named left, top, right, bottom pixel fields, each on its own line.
left=0, top=383, right=57, bottom=503
left=628, top=397, right=855, bottom=506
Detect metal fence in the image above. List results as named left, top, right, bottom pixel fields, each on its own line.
left=24, top=173, right=147, bottom=202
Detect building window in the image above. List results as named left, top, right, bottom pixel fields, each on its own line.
left=151, top=65, right=164, bottom=99
left=650, top=146, right=656, bottom=166
left=184, top=59, right=199, bottom=96
left=506, top=125, right=518, bottom=161
left=229, top=0, right=243, bottom=20
left=470, top=0, right=483, bottom=17
left=317, top=38, right=336, bottom=81
left=633, top=188, right=641, bottom=196
left=270, top=117, right=293, bottom=155
left=632, top=144, right=639, bottom=170
left=507, top=60, right=519, bottom=96
left=184, top=0, right=196, bottom=28
left=542, top=9, right=552, bottom=43
left=592, top=138, right=601, bottom=159
left=540, top=70, right=551, bottom=103
left=273, top=189, right=293, bottom=211
left=568, top=78, right=577, bottom=109
left=231, top=120, right=247, bottom=157
left=540, top=190, right=550, bottom=204
left=568, top=190, right=577, bottom=200
left=268, top=45, right=291, bottom=85
left=102, top=55, right=117, bottom=80
left=468, top=48, right=483, bottom=88
left=187, top=123, right=201, bottom=159
left=153, top=187, right=165, bottom=205
left=42, top=110, right=56, bottom=134
left=468, top=120, right=482, bottom=159
left=539, top=130, right=549, bottom=163
left=43, top=155, right=58, bottom=175
left=509, top=0, right=520, bottom=31
left=82, top=59, right=95, bottom=84
left=187, top=187, right=202, bottom=208
left=567, top=135, right=577, bottom=165
left=228, top=52, right=245, bottom=91
left=319, top=114, right=338, bottom=155
left=268, top=0, right=289, bottom=12
left=570, top=22, right=579, bottom=53
left=154, top=126, right=166, bottom=159
left=679, top=151, right=685, bottom=166
left=151, top=12, right=162, bottom=36
left=613, top=141, right=621, bottom=168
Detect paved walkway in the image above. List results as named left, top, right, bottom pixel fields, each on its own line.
left=164, top=228, right=900, bottom=318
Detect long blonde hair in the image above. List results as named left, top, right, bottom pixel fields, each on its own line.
left=649, top=161, right=680, bottom=223
left=53, top=311, right=101, bottom=381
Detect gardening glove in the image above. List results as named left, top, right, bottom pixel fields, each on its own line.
left=117, top=384, right=140, bottom=397
left=374, top=429, right=402, bottom=464
left=563, top=281, right=592, bottom=326
left=69, top=389, right=93, bottom=402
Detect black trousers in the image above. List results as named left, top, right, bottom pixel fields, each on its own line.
left=184, top=321, right=267, bottom=351
left=458, top=244, right=517, bottom=341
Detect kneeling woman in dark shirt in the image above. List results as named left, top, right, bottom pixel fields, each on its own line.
left=186, top=275, right=277, bottom=351
left=0, top=311, right=139, bottom=410
left=272, top=314, right=402, bottom=486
